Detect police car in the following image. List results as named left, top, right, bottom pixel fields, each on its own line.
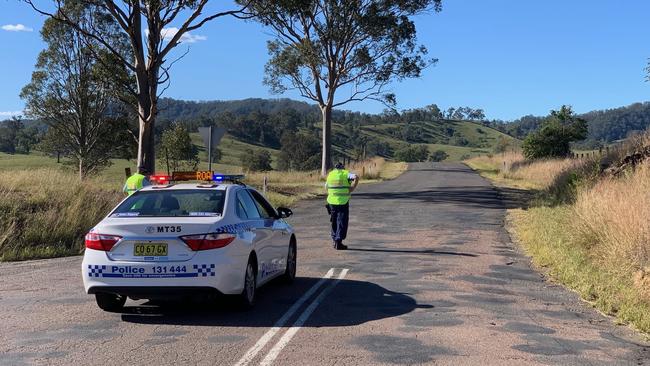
left=82, top=172, right=297, bottom=312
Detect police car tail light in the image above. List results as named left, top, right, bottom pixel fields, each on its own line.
left=85, top=233, right=122, bottom=251
left=180, top=233, right=236, bottom=251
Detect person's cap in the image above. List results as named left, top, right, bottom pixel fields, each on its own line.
left=137, top=164, right=149, bottom=173
left=335, top=162, right=344, bottom=169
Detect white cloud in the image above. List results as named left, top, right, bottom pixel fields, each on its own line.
left=160, top=27, right=207, bottom=44
left=0, top=111, right=23, bottom=118
left=1, top=24, right=33, bottom=32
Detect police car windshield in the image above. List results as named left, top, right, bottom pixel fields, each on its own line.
left=111, top=190, right=226, bottom=217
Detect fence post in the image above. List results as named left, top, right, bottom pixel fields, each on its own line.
left=362, top=166, right=365, bottom=179
left=263, top=176, right=268, bottom=195
left=125, top=167, right=132, bottom=178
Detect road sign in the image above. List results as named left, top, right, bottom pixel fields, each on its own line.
left=198, top=126, right=226, bottom=171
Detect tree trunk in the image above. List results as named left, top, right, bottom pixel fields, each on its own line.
left=320, top=104, right=332, bottom=177
left=135, top=73, right=157, bottom=174
left=137, top=111, right=156, bottom=174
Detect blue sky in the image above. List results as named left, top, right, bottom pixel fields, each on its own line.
left=1, top=0, right=649, bottom=121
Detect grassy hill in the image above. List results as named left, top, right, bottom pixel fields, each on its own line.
left=347, top=119, right=518, bottom=160
left=0, top=118, right=515, bottom=183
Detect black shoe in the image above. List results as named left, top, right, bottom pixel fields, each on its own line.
left=333, top=240, right=339, bottom=249
left=336, top=242, right=348, bottom=250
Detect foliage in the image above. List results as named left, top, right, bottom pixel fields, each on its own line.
left=20, top=5, right=133, bottom=179
left=278, top=132, right=321, bottom=171
left=159, top=123, right=199, bottom=172
left=245, top=0, right=441, bottom=175
left=395, top=145, right=429, bottom=162
left=0, top=117, right=41, bottom=154
left=522, top=106, right=588, bottom=159
left=26, top=0, right=249, bottom=173
left=429, top=150, right=449, bottom=162
left=241, top=148, right=273, bottom=172
left=490, top=102, right=650, bottom=149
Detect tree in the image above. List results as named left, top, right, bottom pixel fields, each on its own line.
left=241, top=148, right=273, bottom=172
left=245, top=0, right=441, bottom=176
left=0, top=117, right=30, bottom=154
left=159, top=123, right=199, bottom=172
left=522, top=105, right=588, bottom=159
left=37, top=128, right=70, bottom=163
left=395, top=145, right=429, bottom=162
left=21, top=4, right=132, bottom=179
left=26, top=0, right=250, bottom=173
left=278, top=131, right=321, bottom=170
left=429, top=150, right=448, bottom=162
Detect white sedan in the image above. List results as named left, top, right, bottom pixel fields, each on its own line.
left=82, top=180, right=296, bottom=311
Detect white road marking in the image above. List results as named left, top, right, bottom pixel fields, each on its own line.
left=259, top=268, right=349, bottom=366
left=234, top=268, right=336, bottom=366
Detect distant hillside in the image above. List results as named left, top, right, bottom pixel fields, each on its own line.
left=495, top=102, right=650, bottom=147
left=157, top=97, right=518, bottom=161
left=157, top=98, right=319, bottom=121
left=1, top=97, right=517, bottom=162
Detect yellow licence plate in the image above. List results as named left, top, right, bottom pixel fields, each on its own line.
left=133, top=243, right=168, bottom=256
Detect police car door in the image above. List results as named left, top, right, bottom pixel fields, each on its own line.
left=235, top=189, right=273, bottom=284
left=248, top=189, right=286, bottom=279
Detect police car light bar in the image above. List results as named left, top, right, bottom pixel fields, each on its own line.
left=151, top=171, right=244, bottom=184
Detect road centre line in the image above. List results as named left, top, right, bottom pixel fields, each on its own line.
left=260, top=268, right=350, bottom=366
left=234, top=268, right=336, bottom=366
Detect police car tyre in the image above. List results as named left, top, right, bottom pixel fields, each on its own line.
left=95, top=292, right=126, bottom=312
left=240, top=259, right=257, bottom=309
left=282, top=240, right=297, bottom=284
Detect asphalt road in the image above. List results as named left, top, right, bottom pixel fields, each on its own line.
left=1, top=162, right=649, bottom=365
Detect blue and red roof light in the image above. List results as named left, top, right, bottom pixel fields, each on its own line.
left=148, top=171, right=244, bottom=185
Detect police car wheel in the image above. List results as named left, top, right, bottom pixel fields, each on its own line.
left=95, top=292, right=126, bottom=312
left=282, top=242, right=297, bottom=284
left=240, top=260, right=257, bottom=309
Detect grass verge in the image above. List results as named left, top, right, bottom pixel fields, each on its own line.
left=466, top=152, right=650, bottom=334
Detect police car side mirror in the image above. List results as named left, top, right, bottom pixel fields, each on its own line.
left=277, top=207, right=293, bottom=218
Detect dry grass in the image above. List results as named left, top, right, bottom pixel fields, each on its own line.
left=0, top=169, right=123, bottom=261
left=466, top=152, right=595, bottom=191
left=574, top=163, right=650, bottom=283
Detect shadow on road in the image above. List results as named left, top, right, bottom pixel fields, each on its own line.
left=353, top=186, right=530, bottom=210
left=347, top=248, right=477, bottom=257
left=119, top=277, right=429, bottom=327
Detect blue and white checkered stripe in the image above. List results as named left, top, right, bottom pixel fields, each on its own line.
left=88, top=265, right=106, bottom=277
left=193, top=264, right=216, bottom=277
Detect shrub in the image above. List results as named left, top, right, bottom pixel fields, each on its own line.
left=241, top=148, right=273, bottom=172
left=429, top=150, right=449, bottom=162
left=522, top=105, right=587, bottom=159
left=395, top=145, right=429, bottom=162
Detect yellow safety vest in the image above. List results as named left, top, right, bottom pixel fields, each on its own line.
left=125, top=173, right=146, bottom=196
left=326, top=169, right=351, bottom=205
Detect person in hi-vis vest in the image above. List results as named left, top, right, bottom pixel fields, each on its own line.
left=123, top=165, right=151, bottom=196
left=325, top=162, right=359, bottom=250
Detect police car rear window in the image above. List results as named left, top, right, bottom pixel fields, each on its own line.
left=111, top=190, right=226, bottom=217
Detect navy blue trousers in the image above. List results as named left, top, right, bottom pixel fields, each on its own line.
left=330, top=203, right=349, bottom=242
